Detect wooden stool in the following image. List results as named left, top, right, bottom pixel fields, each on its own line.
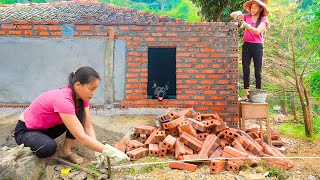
left=239, top=101, right=271, bottom=145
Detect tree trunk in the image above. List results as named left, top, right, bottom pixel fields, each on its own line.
left=295, top=68, right=313, bottom=137
left=291, top=93, right=298, bottom=123
left=282, top=97, right=288, bottom=115
left=292, top=43, right=313, bottom=137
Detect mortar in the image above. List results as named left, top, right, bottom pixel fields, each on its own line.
left=249, top=90, right=267, bottom=103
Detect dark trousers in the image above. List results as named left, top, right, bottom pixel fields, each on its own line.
left=242, top=42, right=263, bottom=89
left=14, top=120, right=75, bottom=158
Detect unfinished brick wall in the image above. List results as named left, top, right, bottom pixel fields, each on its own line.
left=0, top=21, right=239, bottom=126
left=116, top=22, right=239, bottom=125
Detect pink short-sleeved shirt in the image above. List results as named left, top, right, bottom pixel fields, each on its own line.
left=23, top=85, right=89, bottom=130
left=243, top=14, right=269, bottom=43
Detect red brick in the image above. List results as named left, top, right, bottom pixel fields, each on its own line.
left=163, top=116, right=186, bottom=129
left=186, top=118, right=206, bottom=132
left=148, top=144, right=159, bottom=157
left=145, top=128, right=159, bottom=144
left=225, top=161, right=240, bottom=173
left=169, top=162, right=197, bottom=172
left=210, top=160, right=225, bottom=174
left=162, top=135, right=177, bottom=150
left=134, top=125, right=156, bottom=135
left=155, top=130, right=166, bottom=142
left=158, top=142, right=167, bottom=158
left=179, top=120, right=197, bottom=138
left=126, top=147, right=148, bottom=160
left=200, top=135, right=221, bottom=157
left=198, top=133, right=209, bottom=141
left=140, top=134, right=147, bottom=143
left=179, top=132, right=203, bottom=152
left=175, top=139, right=186, bottom=159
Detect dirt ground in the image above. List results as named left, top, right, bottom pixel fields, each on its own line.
left=0, top=108, right=319, bottom=179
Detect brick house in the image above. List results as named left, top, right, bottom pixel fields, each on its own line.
left=0, top=2, right=239, bottom=127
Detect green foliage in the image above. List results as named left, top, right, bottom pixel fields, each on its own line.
left=161, top=0, right=201, bottom=22
left=190, top=0, right=246, bottom=21
left=1, top=0, right=17, bottom=4
left=267, top=166, right=288, bottom=179
left=254, top=160, right=288, bottom=179
left=309, top=70, right=320, bottom=102
left=275, top=115, right=320, bottom=140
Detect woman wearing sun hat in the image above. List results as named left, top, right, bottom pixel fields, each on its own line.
left=230, top=0, right=269, bottom=101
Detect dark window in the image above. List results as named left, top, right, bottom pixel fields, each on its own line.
left=148, top=48, right=176, bottom=99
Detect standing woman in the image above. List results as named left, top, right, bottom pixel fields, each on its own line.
left=14, top=66, right=129, bottom=164
left=230, top=0, right=269, bottom=100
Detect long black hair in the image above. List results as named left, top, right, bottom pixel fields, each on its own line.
left=256, top=9, right=264, bottom=27
left=68, top=66, right=100, bottom=122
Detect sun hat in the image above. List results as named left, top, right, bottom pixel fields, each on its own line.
left=243, top=0, right=269, bottom=17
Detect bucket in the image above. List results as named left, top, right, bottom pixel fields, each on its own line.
left=249, top=90, right=267, bottom=103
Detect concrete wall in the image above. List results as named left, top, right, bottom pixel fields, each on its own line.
left=114, top=40, right=126, bottom=101
left=0, top=37, right=107, bottom=104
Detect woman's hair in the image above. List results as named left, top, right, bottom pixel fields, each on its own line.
left=256, top=9, right=264, bottom=27
left=256, top=0, right=267, bottom=27
left=68, top=66, right=100, bottom=122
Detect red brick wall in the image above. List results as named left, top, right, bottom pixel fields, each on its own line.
left=0, top=21, right=239, bottom=127
left=116, top=22, right=239, bottom=126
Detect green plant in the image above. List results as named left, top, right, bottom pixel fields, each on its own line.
left=137, top=162, right=167, bottom=174
left=129, top=167, right=136, bottom=176
left=268, top=166, right=288, bottom=179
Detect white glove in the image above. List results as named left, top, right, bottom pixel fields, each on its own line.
left=230, top=11, right=242, bottom=19
left=240, top=21, right=251, bottom=29
left=91, top=151, right=106, bottom=168
left=102, top=144, right=130, bottom=163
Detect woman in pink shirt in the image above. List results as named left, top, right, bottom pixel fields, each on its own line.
left=14, top=66, right=129, bottom=164
left=230, top=0, right=269, bottom=100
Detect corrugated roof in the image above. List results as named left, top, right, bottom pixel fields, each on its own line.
left=0, top=1, right=180, bottom=24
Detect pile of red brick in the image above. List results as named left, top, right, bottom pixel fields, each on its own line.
left=114, top=108, right=292, bottom=173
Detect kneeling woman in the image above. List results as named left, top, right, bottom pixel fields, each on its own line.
left=14, top=66, right=128, bottom=164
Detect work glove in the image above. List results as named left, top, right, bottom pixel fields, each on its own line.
left=240, top=21, right=251, bottom=29
left=102, top=144, right=130, bottom=164
left=230, top=10, right=242, bottom=19
left=91, top=151, right=106, bottom=168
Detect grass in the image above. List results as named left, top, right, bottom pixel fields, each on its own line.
left=274, top=115, right=320, bottom=140
left=125, top=156, right=169, bottom=176
left=253, top=161, right=288, bottom=180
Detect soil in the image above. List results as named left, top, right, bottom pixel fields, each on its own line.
left=0, top=108, right=319, bottom=180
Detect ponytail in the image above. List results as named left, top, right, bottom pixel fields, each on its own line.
left=68, top=67, right=100, bottom=123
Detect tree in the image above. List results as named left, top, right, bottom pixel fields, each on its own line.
left=269, top=0, right=319, bottom=137
left=190, top=0, right=246, bottom=22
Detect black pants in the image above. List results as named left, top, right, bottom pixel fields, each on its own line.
left=14, top=120, right=75, bottom=158
left=242, top=42, right=263, bottom=89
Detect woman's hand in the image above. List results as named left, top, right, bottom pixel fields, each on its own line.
left=102, top=144, right=130, bottom=163
left=230, top=11, right=242, bottom=19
